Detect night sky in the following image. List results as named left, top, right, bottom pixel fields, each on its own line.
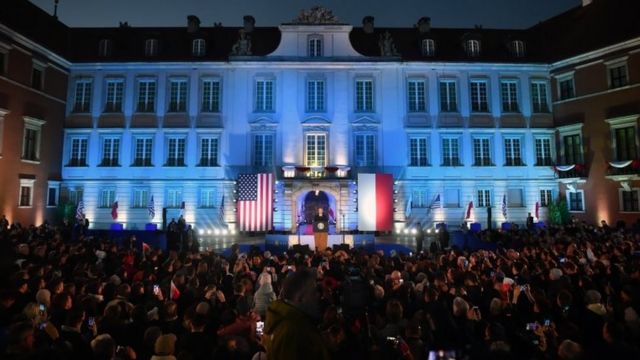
left=30, top=0, right=581, bottom=29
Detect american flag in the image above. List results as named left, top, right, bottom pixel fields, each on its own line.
left=75, top=200, right=85, bottom=220
left=430, top=194, right=441, bottom=209
left=148, top=196, right=155, bottom=219
left=237, top=173, right=273, bottom=231
left=502, top=194, right=508, bottom=219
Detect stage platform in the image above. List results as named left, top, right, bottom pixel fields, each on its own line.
left=264, top=234, right=374, bottom=252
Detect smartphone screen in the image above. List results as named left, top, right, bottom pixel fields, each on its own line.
left=256, top=321, right=264, bottom=336
left=153, top=285, right=160, bottom=295
left=88, top=317, right=95, bottom=326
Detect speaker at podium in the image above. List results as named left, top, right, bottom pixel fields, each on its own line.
left=313, top=208, right=329, bottom=251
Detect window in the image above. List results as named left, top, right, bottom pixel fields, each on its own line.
left=254, top=133, right=274, bottom=167
left=305, top=133, right=326, bottom=166
left=22, top=117, right=45, bottom=162
left=307, top=79, right=325, bottom=112
left=421, top=39, right=435, bottom=57
left=168, top=79, right=188, bottom=112
left=614, top=126, right=637, bottom=161
left=132, top=188, right=149, bottom=208
left=308, top=35, right=323, bottom=57
left=355, top=134, right=376, bottom=166
left=563, top=134, right=582, bottom=164
left=473, top=137, right=492, bottom=166
left=100, top=137, right=120, bottom=166
left=166, top=188, right=183, bottom=208
left=68, top=137, right=88, bottom=166
left=192, top=39, right=206, bottom=56
left=199, top=136, right=219, bottom=166
left=444, top=189, right=459, bottom=208
left=99, top=188, right=116, bottom=208
left=409, top=136, right=428, bottom=167
left=568, top=191, right=584, bottom=212
left=504, top=137, right=523, bottom=166
left=439, top=79, right=457, bottom=112
left=145, top=39, right=158, bottom=57
left=104, top=79, right=124, bottom=113
left=98, top=39, right=112, bottom=57
left=500, top=80, right=519, bottom=113
left=535, top=138, right=553, bottom=166
left=61, top=187, right=83, bottom=206
left=511, top=40, right=525, bottom=57
left=531, top=81, right=549, bottom=113
left=255, top=79, right=274, bottom=112
left=137, top=79, right=156, bottom=113
left=47, top=181, right=60, bottom=207
left=202, top=79, right=221, bottom=113
left=608, top=63, right=628, bottom=89
left=442, top=137, right=460, bottom=166
left=355, top=79, right=374, bottom=112
left=31, top=62, right=44, bottom=90
left=466, top=39, right=480, bottom=57
left=407, top=79, right=427, bottom=113
left=507, top=189, right=524, bottom=207
left=470, top=80, right=489, bottom=112
left=166, top=137, right=186, bottom=167
left=133, top=137, right=153, bottom=166
left=558, top=76, right=575, bottom=100
left=0, top=111, right=4, bottom=157
left=477, top=189, right=491, bottom=208
left=620, top=189, right=640, bottom=212
left=540, top=189, right=552, bottom=207
left=73, top=79, right=92, bottom=113
left=19, top=179, right=35, bottom=208
left=200, top=188, right=216, bottom=208
left=411, top=190, right=428, bottom=208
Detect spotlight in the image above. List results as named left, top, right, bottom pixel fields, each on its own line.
left=435, top=229, right=439, bottom=233
left=214, top=229, right=221, bottom=235
left=394, top=199, right=398, bottom=203
left=394, top=180, right=398, bottom=185
left=222, top=229, right=229, bottom=235
left=411, top=228, right=417, bottom=235
left=198, top=229, right=204, bottom=235
left=207, top=229, right=212, bottom=235
left=231, top=229, right=236, bottom=235
left=393, top=190, right=398, bottom=194
left=427, top=229, right=432, bottom=234
left=403, top=228, right=409, bottom=235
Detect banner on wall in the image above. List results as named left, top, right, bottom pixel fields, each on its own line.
left=357, top=173, right=393, bottom=231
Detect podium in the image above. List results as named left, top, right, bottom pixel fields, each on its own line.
left=313, top=219, right=328, bottom=252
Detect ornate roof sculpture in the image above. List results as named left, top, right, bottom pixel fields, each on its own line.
left=290, top=6, right=340, bottom=25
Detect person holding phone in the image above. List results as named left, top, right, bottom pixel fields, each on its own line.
left=59, top=308, right=94, bottom=360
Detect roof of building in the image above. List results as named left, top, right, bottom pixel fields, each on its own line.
left=2, top=0, right=639, bottom=65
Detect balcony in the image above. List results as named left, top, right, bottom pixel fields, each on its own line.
left=606, top=160, right=640, bottom=182
left=280, top=165, right=351, bottom=180
left=555, top=164, right=588, bottom=184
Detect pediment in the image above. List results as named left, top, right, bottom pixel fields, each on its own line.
left=351, top=115, right=380, bottom=125
left=248, top=116, right=278, bottom=130
left=301, top=116, right=331, bottom=126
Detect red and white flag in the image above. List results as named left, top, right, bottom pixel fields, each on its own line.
left=535, top=201, right=540, bottom=220
left=111, top=201, right=118, bottom=220
left=466, top=201, right=474, bottom=220
left=236, top=173, right=273, bottom=231
left=357, top=173, right=393, bottom=231
left=170, top=280, right=180, bottom=300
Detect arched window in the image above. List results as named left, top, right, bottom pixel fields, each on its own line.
left=466, top=39, right=480, bottom=57
left=308, top=35, right=323, bottom=57
left=145, top=39, right=158, bottom=57
left=98, top=39, right=112, bottom=57
left=511, top=40, right=525, bottom=58
left=421, top=39, right=435, bottom=57
left=192, top=39, right=206, bottom=56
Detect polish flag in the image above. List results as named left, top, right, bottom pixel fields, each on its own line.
left=111, top=201, right=118, bottom=220
left=357, top=173, right=393, bottom=231
left=170, top=280, right=180, bottom=300
left=142, top=242, right=151, bottom=253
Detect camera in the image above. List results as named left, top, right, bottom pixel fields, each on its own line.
left=38, top=303, right=46, bottom=316
left=153, top=284, right=160, bottom=295
left=88, top=317, right=95, bottom=327
left=526, top=323, right=538, bottom=331
left=386, top=336, right=399, bottom=347
left=256, top=321, right=264, bottom=337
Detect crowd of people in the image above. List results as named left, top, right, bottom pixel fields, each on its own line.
left=1, top=214, right=639, bottom=360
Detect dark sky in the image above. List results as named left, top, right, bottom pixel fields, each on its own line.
left=30, top=0, right=581, bottom=29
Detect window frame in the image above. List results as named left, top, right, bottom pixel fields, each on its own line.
left=104, top=78, right=125, bottom=113
left=136, top=78, right=156, bottom=113
left=73, top=78, right=93, bottom=113
left=306, top=78, right=325, bottom=113
left=131, top=188, right=150, bottom=209
left=407, top=78, right=427, bottom=113
left=507, top=188, right=525, bottom=208
left=0, top=45, right=8, bottom=76
left=131, top=134, right=154, bottom=167
left=355, top=78, right=375, bottom=113
left=200, top=188, right=217, bottom=208
left=192, top=38, right=206, bottom=57
left=511, top=40, right=525, bottom=58
left=254, top=77, right=275, bottom=113
left=46, top=180, right=60, bottom=208
left=619, top=188, right=640, bottom=213
left=31, top=60, right=45, bottom=91
left=18, top=179, right=35, bottom=208
left=21, top=116, right=45, bottom=164
left=466, top=39, right=480, bottom=57
left=308, top=35, right=323, bottom=57
left=530, top=80, right=550, bottom=113
left=98, top=39, right=112, bottom=57
left=353, top=132, right=377, bottom=167
left=500, top=79, right=519, bottom=113
left=606, top=58, right=629, bottom=89
left=165, top=135, right=187, bottom=167
left=304, top=132, right=328, bottom=167
left=472, top=136, right=493, bottom=166
left=165, top=188, right=183, bottom=209
left=145, top=39, right=158, bottom=57
left=534, top=136, right=554, bottom=166
left=503, top=135, right=524, bottom=166
left=98, top=187, right=117, bottom=208
left=540, top=189, right=553, bottom=207
left=201, top=77, right=221, bottom=113
left=556, top=73, right=575, bottom=101
left=197, top=132, right=220, bottom=167
left=477, top=189, right=492, bottom=208
left=99, top=135, right=121, bottom=167
left=439, top=78, right=458, bottom=113
left=441, top=135, right=461, bottom=167
left=470, top=79, right=490, bottom=113
left=606, top=115, right=639, bottom=162
left=68, top=136, right=89, bottom=167
left=253, top=132, right=275, bottom=167
left=567, top=190, right=585, bottom=213
left=168, top=77, right=189, bottom=113
left=421, top=39, right=435, bottom=57
left=408, top=134, right=429, bottom=167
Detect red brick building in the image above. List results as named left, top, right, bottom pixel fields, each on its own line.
left=534, top=0, right=640, bottom=225
left=0, top=1, right=69, bottom=225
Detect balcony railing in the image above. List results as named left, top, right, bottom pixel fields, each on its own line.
left=607, top=166, right=640, bottom=176
left=556, top=168, right=588, bottom=179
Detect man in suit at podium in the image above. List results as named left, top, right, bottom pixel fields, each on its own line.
left=313, top=207, right=329, bottom=252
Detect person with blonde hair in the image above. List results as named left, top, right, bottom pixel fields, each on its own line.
left=253, top=271, right=276, bottom=318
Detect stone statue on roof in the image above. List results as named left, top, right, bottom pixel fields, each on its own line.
left=291, top=6, right=339, bottom=24
left=231, top=29, right=252, bottom=56
left=379, top=31, right=399, bottom=56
